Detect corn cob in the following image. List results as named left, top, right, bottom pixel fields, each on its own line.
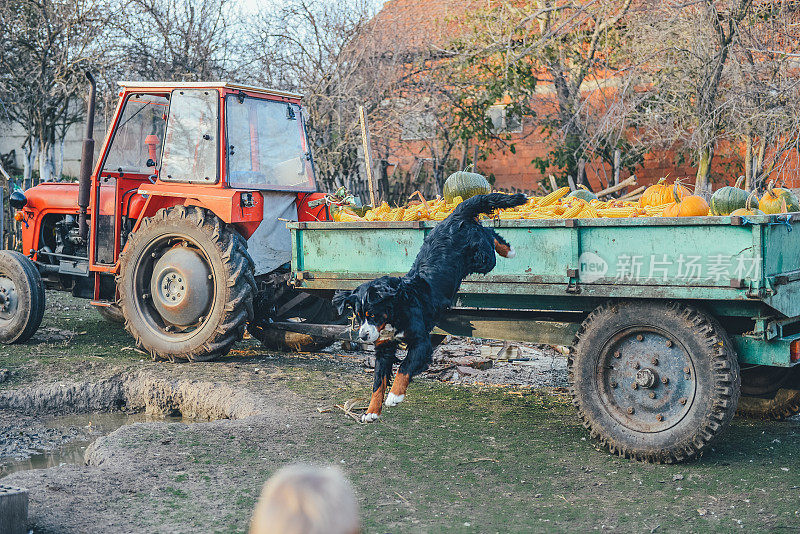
left=598, top=207, right=639, bottom=218
left=334, top=210, right=364, bottom=222
left=562, top=201, right=586, bottom=218
left=388, top=207, right=405, bottom=221
left=539, top=187, right=571, bottom=207
left=498, top=211, right=521, bottom=219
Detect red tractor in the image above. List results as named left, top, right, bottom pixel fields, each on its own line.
left=1, top=73, right=335, bottom=360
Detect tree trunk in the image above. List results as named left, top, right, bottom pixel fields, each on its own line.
left=56, top=137, right=66, bottom=180
left=38, top=138, right=55, bottom=183
left=754, top=136, right=766, bottom=189
left=695, top=145, right=714, bottom=192
left=22, top=141, right=38, bottom=190
left=744, top=135, right=753, bottom=190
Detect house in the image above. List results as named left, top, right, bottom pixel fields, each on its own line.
left=368, top=0, right=800, bottom=193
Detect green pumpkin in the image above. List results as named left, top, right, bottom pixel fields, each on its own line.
left=760, top=186, right=800, bottom=214
left=443, top=170, right=491, bottom=203
left=710, top=177, right=754, bottom=215
left=567, top=188, right=597, bottom=202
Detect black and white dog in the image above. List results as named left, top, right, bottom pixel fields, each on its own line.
left=333, top=192, right=527, bottom=422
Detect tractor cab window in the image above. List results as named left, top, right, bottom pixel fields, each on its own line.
left=225, top=95, right=315, bottom=191
left=103, top=94, right=168, bottom=175
left=160, top=90, right=218, bottom=183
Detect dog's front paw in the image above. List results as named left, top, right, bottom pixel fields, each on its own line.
left=361, top=412, right=380, bottom=423
left=385, top=392, right=405, bottom=407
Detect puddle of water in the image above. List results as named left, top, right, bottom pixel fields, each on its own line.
left=1, top=412, right=187, bottom=478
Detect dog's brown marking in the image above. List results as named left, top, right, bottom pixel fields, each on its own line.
left=494, top=239, right=512, bottom=257
left=367, top=376, right=387, bottom=416
left=390, top=372, right=411, bottom=397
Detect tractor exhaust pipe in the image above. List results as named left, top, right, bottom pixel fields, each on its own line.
left=78, top=71, right=96, bottom=242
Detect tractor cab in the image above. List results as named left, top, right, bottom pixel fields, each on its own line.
left=16, top=81, right=318, bottom=292
left=4, top=77, right=331, bottom=360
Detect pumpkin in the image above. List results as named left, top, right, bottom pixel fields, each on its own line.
left=640, top=177, right=690, bottom=208
left=442, top=169, right=491, bottom=204
left=711, top=176, right=756, bottom=215
left=567, top=185, right=598, bottom=202
left=663, top=181, right=710, bottom=217
left=760, top=181, right=800, bottom=214
left=730, top=191, right=764, bottom=216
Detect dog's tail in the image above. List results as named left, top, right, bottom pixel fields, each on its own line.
left=453, top=192, right=528, bottom=219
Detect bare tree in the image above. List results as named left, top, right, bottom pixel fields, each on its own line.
left=628, top=0, right=752, bottom=192
left=0, top=0, right=115, bottom=186
left=244, top=0, right=412, bottom=195
left=440, top=0, right=638, bottom=190
left=728, top=2, right=800, bottom=190
left=115, top=0, right=236, bottom=81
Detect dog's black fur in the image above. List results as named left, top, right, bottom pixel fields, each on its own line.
left=333, top=192, right=527, bottom=414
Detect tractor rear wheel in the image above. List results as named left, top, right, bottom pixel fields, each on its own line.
left=0, top=250, right=45, bottom=343
left=117, top=206, right=256, bottom=361
left=737, top=365, right=800, bottom=420
left=570, top=300, right=740, bottom=463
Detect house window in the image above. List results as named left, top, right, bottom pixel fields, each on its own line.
left=488, top=105, right=523, bottom=134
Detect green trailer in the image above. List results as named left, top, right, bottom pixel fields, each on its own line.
left=285, top=213, right=800, bottom=462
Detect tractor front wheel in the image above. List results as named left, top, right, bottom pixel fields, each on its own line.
left=0, top=250, right=45, bottom=343
left=118, top=206, right=256, bottom=361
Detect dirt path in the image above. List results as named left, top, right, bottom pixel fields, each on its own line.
left=1, top=292, right=799, bottom=533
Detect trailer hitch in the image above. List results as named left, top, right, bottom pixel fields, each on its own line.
left=566, top=268, right=581, bottom=294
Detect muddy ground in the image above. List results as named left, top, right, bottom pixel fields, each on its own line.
left=0, top=292, right=798, bottom=533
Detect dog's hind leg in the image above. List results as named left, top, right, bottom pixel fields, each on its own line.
left=363, top=341, right=398, bottom=423
left=489, top=229, right=515, bottom=258
left=386, top=336, right=433, bottom=407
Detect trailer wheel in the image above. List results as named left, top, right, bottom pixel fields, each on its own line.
left=570, top=300, right=740, bottom=463
left=252, top=283, right=338, bottom=352
left=96, top=304, right=124, bottom=324
left=118, top=206, right=256, bottom=362
left=0, top=251, right=45, bottom=343
left=737, top=366, right=800, bottom=420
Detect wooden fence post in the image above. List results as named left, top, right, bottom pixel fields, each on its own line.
left=358, top=106, right=378, bottom=207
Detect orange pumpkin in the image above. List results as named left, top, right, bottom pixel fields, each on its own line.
left=760, top=181, right=800, bottom=214
left=662, top=182, right=710, bottom=217
left=640, top=177, right=690, bottom=208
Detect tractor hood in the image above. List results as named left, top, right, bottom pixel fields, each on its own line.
left=24, top=182, right=80, bottom=213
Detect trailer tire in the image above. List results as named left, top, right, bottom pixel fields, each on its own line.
left=252, top=284, right=338, bottom=352
left=570, top=300, right=740, bottom=463
left=0, top=250, right=45, bottom=344
left=737, top=366, right=800, bottom=420
left=118, top=206, right=256, bottom=362
left=97, top=304, right=124, bottom=324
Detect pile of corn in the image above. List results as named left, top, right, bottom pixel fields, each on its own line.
left=334, top=187, right=672, bottom=222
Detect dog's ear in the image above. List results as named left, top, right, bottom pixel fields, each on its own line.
left=370, top=277, right=403, bottom=301
left=332, top=290, right=357, bottom=316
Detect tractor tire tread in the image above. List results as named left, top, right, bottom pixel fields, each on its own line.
left=117, top=206, right=254, bottom=362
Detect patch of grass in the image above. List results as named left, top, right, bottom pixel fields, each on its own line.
left=163, top=486, right=188, bottom=498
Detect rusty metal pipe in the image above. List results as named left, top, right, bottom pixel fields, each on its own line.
left=77, top=71, right=96, bottom=242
